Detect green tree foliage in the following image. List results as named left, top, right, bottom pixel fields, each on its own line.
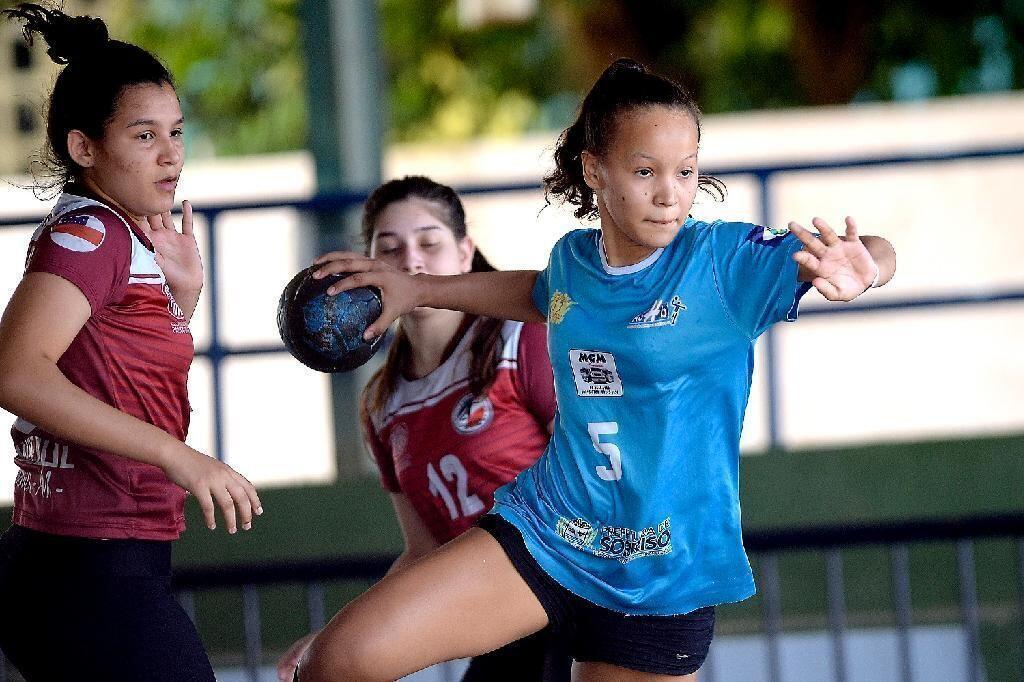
left=114, top=0, right=1023, bottom=155
left=122, top=0, right=306, bottom=157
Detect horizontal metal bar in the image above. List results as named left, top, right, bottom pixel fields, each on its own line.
left=744, top=513, right=1024, bottom=552
left=2, top=145, right=1022, bottom=229
left=798, top=289, right=1024, bottom=316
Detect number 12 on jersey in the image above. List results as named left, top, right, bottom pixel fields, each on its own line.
left=427, top=454, right=485, bottom=520
left=588, top=421, right=622, bottom=481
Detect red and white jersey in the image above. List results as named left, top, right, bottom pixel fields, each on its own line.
left=10, top=189, right=193, bottom=540
left=365, top=320, right=555, bottom=544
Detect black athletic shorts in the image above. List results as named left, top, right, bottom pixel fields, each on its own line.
left=0, top=524, right=215, bottom=682
left=462, top=625, right=571, bottom=681
left=478, top=513, right=716, bottom=677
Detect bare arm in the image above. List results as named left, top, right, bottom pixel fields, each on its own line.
left=387, top=492, right=441, bottom=575
left=0, top=272, right=260, bottom=532
left=311, top=251, right=544, bottom=339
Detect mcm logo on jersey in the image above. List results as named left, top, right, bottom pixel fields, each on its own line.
left=451, top=394, right=494, bottom=435
left=626, top=295, right=685, bottom=329
left=569, top=349, right=623, bottom=397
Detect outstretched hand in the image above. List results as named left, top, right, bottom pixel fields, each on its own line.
left=141, top=200, right=203, bottom=297
left=312, top=251, right=421, bottom=339
left=790, top=217, right=878, bottom=301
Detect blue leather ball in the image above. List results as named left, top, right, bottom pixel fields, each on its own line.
left=277, top=266, right=384, bottom=373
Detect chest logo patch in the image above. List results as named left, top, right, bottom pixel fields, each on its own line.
left=627, top=295, right=685, bottom=329
left=451, top=394, right=494, bottom=435
left=548, top=291, right=574, bottom=324
left=49, top=214, right=106, bottom=253
left=569, top=349, right=623, bottom=397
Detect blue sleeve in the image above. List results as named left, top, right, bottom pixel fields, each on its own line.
left=707, top=221, right=812, bottom=339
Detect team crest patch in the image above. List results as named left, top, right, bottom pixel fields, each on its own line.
left=451, top=394, right=494, bottom=435
left=49, top=214, right=106, bottom=252
left=390, top=422, right=411, bottom=473
left=557, top=517, right=598, bottom=549
left=548, top=291, right=574, bottom=324
left=569, top=349, right=623, bottom=397
left=627, top=295, right=685, bottom=329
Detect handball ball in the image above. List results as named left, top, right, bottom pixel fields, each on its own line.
left=277, top=266, right=385, bottom=373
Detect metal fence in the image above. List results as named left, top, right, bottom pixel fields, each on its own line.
left=173, top=513, right=1024, bottom=681
left=1, top=145, right=1023, bottom=680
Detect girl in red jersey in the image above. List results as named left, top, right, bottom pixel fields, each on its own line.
left=277, top=176, right=568, bottom=681
left=0, top=5, right=261, bottom=680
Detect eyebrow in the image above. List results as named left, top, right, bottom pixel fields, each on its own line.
left=635, top=152, right=697, bottom=162
left=126, top=117, right=185, bottom=128
left=375, top=225, right=444, bottom=239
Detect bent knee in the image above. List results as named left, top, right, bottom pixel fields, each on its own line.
left=299, top=622, right=395, bottom=682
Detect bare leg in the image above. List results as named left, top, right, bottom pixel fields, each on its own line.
left=574, top=661, right=697, bottom=682
left=298, top=527, right=549, bottom=681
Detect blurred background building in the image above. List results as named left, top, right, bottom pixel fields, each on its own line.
left=1, top=1, right=1023, bottom=680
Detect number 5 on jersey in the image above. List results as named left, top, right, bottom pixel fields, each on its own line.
left=588, top=421, right=622, bottom=481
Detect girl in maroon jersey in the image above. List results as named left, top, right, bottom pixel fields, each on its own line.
left=0, top=5, right=261, bottom=680
left=276, top=176, right=568, bottom=681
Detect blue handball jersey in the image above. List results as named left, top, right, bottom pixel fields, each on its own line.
left=492, top=218, right=812, bottom=616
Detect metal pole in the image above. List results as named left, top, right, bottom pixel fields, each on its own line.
left=202, top=210, right=226, bottom=461
left=307, top=581, right=326, bottom=631
left=760, top=553, right=783, bottom=682
left=825, top=548, right=847, bottom=682
left=890, top=543, right=914, bottom=682
left=242, top=584, right=262, bottom=682
left=757, top=171, right=782, bottom=450
left=956, top=539, right=982, bottom=682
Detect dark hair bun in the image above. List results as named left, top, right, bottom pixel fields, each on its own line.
left=4, top=4, right=109, bottom=65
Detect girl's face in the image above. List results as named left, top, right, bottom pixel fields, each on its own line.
left=582, top=105, right=699, bottom=266
left=73, top=82, right=184, bottom=220
left=369, top=197, right=474, bottom=277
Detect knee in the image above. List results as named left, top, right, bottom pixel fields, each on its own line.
left=297, top=622, right=393, bottom=682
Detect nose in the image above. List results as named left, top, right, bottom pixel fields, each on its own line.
left=399, top=246, right=424, bottom=274
left=158, top=136, right=183, bottom=167
left=653, top=176, right=678, bottom=207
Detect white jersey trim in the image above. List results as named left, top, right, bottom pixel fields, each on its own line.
left=372, top=319, right=524, bottom=431
left=597, top=232, right=664, bottom=275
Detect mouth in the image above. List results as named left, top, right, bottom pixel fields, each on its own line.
left=646, top=218, right=678, bottom=227
left=155, top=175, right=179, bottom=192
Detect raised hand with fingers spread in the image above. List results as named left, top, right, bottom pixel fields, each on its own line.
left=790, top=216, right=885, bottom=301
left=141, top=200, right=203, bottom=319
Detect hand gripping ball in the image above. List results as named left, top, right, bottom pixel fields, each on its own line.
left=277, top=266, right=385, bottom=373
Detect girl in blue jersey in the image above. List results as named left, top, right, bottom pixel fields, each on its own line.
left=296, top=59, right=896, bottom=682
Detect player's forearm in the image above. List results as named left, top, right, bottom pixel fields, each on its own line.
left=415, top=270, right=545, bottom=323
left=0, top=354, right=183, bottom=470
